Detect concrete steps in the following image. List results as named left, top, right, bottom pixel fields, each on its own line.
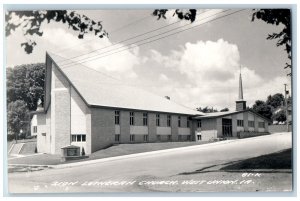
left=19, top=141, right=37, bottom=155
left=9, top=143, right=24, bottom=155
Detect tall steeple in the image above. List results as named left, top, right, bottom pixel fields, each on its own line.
left=238, top=65, right=243, bottom=100
left=236, top=65, right=246, bottom=111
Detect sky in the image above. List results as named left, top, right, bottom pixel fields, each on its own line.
left=5, top=8, right=292, bottom=111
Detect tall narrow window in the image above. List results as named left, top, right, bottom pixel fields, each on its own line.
left=178, top=116, right=181, bottom=127
left=143, top=135, right=148, bottom=142
left=143, top=113, right=148, bottom=126
left=33, top=126, right=37, bottom=133
left=248, top=121, right=254, bottom=127
left=115, top=134, right=120, bottom=142
left=187, top=119, right=190, bottom=128
left=167, top=115, right=171, bottom=127
left=130, top=134, right=135, bottom=142
left=168, top=135, right=172, bottom=141
left=258, top=122, right=265, bottom=128
left=157, top=135, right=161, bottom=141
left=156, top=114, right=160, bottom=126
left=197, top=120, right=202, bottom=128
left=130, top=112, right=135, bottom=125
left=237, top=119, right=244, bottom=127
left=115, top=111, right=120, bottom=125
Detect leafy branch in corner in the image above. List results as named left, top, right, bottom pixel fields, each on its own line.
left=5, top=10, right=108, bottom=54
left=252, top=9, right=291, bottom=76
left=152, top=9, right=197, bottom=23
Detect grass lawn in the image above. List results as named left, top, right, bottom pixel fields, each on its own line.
left=220, top=148, right=292, bottom=170
left=8, top=141, right=210, bottom=167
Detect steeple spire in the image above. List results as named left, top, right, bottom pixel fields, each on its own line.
left=238, top=65, right=243, bottom=100
left=235, top=65, right=247, bottom=111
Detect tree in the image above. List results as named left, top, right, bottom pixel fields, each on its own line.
left=252, top=9, right=291, bottom=75
left=251, top=100, right=272, bottom=120
left=197, top=106, right=218, bottom=113
left=220, top=107, right=229, bottom=112
left=266, top=93, right=285, bottom=109
left=5, top=10, right=107, bottom=54
left=7, top=63, right=45, bottom=111
left=272, top=109, right=286, bottom=122
left=7, top=100, right=30, bottom=141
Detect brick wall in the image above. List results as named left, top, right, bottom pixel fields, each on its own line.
left=91, top=108, right=115, bottom=152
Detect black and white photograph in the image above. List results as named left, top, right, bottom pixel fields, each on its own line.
left=3, top=3, right=295, bottom=195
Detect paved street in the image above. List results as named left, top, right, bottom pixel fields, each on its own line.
left=8, top=132, right=292, bottom=193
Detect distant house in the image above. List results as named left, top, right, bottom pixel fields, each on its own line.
left=31, top=52, right=270, bottom=155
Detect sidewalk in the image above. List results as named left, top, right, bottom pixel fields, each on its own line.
left=8, top=132, right=290, bottom=170
left=8, top=139, right=235, bottom=170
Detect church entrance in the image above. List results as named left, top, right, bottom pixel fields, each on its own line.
left=222, top=118, right=232, bottom=137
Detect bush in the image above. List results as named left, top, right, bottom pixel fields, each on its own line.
left=7, top=134, right=15, bottom=141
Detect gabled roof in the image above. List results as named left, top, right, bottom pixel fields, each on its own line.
left=46, top=52, right=203, bottom=116
left=193, top=109, right=271, bottom=122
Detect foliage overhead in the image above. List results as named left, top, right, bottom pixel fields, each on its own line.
left=252, top=9, right=291, bottom=75
left=153, top=9, right=197, bottom=22
left=5, top=10, right=107, bottom=54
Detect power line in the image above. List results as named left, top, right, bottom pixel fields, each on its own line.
left=58, top=9, right=213, bottom=64
left=60, top=9, right=228, bottom=67
left=55, top=14, right=152, bottom=54
left=60, top=9, right=244, bottom=68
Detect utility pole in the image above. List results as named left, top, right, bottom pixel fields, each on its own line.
left=284, top=84, right=289, bottom=131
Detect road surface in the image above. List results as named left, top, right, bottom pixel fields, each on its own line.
left=7, top=132, right=292, bottom=193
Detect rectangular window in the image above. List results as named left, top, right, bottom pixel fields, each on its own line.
left=168, top=135, right=172, bottom=141
left=197, top=120, right=202, bottom=128
left=187, top=135, right=191, bottom=141
left=130, top=112, right=135, bottom=125
left=157, top=135, right=161, bottom=141
left=248, top=121, right=255, bottom=127
left=115, top=111, right=120, bottom=125
left=178, top=135, right=182, bottom=141
left=143, top=113, right=148, bottom=126
left=76, top=135, right=82, bottom=142
left=178, top=116, right=181, bottom=127
left=237, top=120, right=244, bottom=127
left=258, top=122, right=265, bottom=128
left=33, top=126, right=37, bottom=133
left=143, top=135, right=148, bottom=142
left=71, top=134, right=86, bottom=142
left=156, top=114, right=160, bottom=126
left=115, top=134, right=120, bottom=142
left=167, top=115, right=171, bottom=127
left=187, top=119, right=190, bottom=128
left=130, top=134, right=135, bottom=142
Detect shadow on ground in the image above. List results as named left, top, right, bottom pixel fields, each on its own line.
left=180, top=148, right=292, bottom=175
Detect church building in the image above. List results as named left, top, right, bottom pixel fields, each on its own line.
left=31, top=52, right=270, bottom=155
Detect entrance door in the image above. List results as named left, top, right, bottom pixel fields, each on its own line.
left=222, top=118, right=232, bottom=137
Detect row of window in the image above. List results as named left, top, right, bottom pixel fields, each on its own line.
left=114, top=134, right=191, bottom=142
left=237, top=120, right=265, bottom=128
left=115, top=111, right=191, bottom=127
left=71, top=134, right=86, bottom=142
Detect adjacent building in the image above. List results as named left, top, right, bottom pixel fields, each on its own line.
left=31, top=52, right=270, bottom=155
